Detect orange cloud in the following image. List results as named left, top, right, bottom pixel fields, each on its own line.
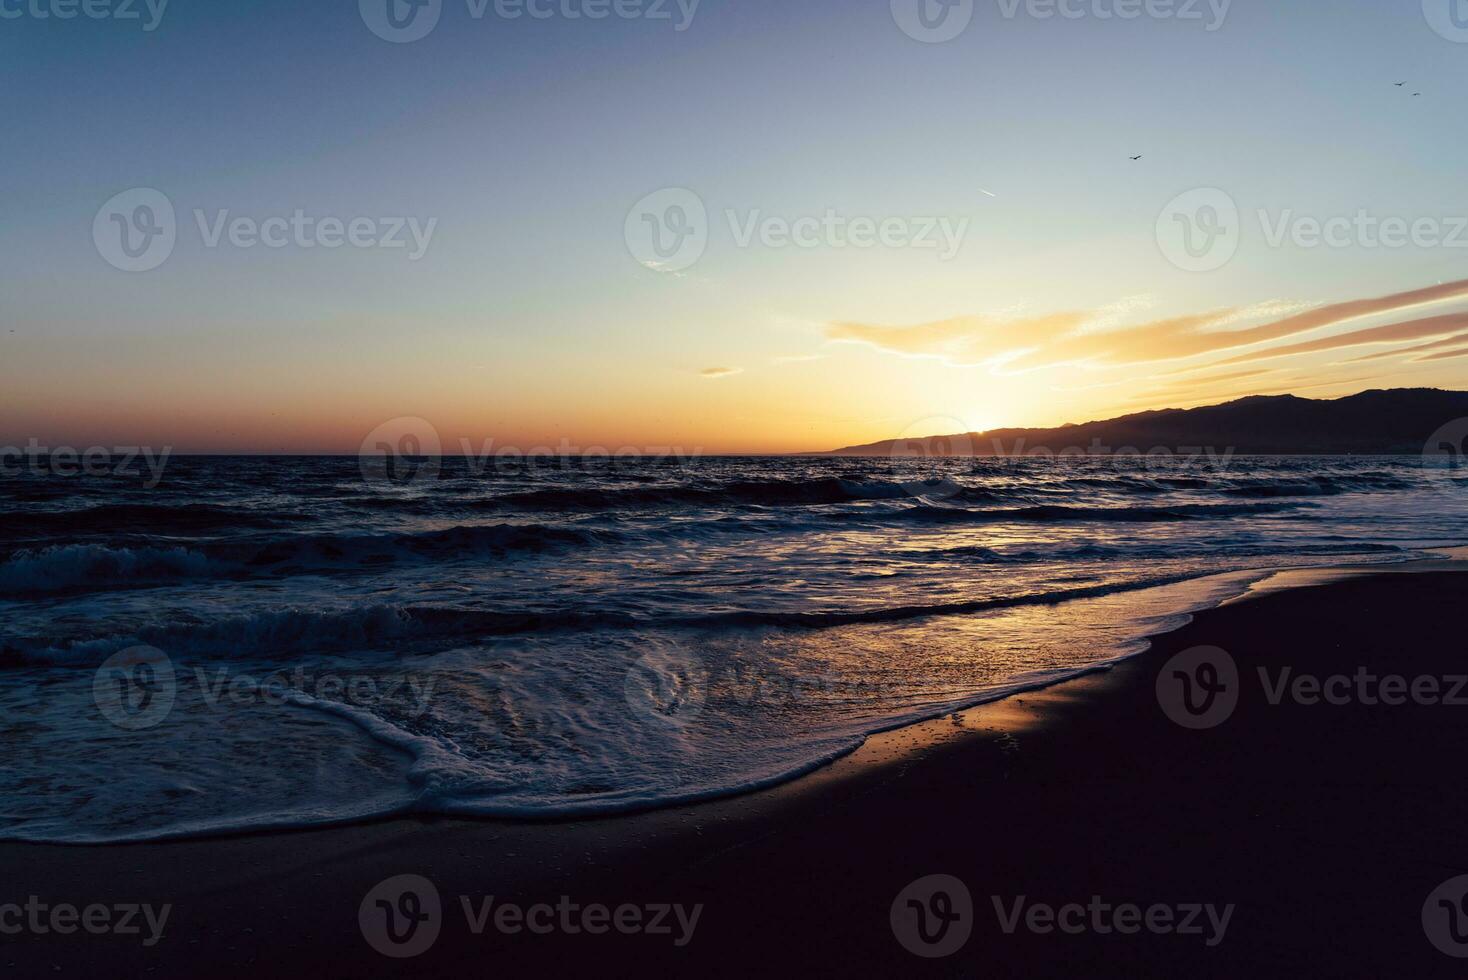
left=1209, top=313, right=1468, bottom=366
left=1415, top=346, right=1468, bottom=363
left=1347, top=332, right=1468, bottom=363
left=1144, top=368, right=1275, bottom=394
left=826, top=277, right=1468, bottom=373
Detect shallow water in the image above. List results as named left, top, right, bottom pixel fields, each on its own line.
left=2, top=455, right=1465, bottom=841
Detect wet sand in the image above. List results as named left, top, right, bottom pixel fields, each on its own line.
left=4, top=571, right=1468, bottom=977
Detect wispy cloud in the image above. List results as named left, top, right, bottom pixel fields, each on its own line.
left=1346, top=331, right=1468, bottom=363
left=1151, top=368, right=1274, bottom=390
left=1416, top=346, right=1468, bottom=363
left=826, top=278, right=1468, bottom=374
left=1209, top=313, right=1468, bottom=366
left=700, top=367, right=744, bottom=379
left=640, top=260, right=691, bottom=279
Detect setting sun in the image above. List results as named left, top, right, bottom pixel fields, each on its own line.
left=5, top=1, right=1468, bottom=976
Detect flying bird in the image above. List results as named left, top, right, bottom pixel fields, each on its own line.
left=1129, top=155, right=1143, bottom=161
left=1395, top=81, right=1405, bottom=86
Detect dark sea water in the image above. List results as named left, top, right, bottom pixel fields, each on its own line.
left=2, top=454, right=1466, bottom=842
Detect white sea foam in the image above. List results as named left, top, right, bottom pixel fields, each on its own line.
left=2, top=455, right=1466, bottom=842
left=0, top=565, right=1314, bottom=842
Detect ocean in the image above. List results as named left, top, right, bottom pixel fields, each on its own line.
left=2, top=453, right=1465, bottom=842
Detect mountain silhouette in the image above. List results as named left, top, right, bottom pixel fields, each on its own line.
left=821, top=389, right=1468, bottom=456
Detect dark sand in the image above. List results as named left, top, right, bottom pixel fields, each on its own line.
left=5, top=572, right=1468, bottom=977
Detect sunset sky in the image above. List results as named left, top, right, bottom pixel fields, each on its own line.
left=4, top=0, right=1468, bottom=453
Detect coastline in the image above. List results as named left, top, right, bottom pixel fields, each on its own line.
left=6, top=569, right=1468, bottom=976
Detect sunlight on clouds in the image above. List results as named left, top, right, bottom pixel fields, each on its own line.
left=825, top=277, right=1468, bottom=420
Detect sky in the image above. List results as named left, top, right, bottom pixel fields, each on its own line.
left=4, top=0, right=1468, bottom=453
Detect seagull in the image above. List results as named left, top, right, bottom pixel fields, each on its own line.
left=1129, top=155, right=1143, bottom=161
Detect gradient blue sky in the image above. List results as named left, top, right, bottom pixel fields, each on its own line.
left=4, top=0, right=1468, bottom=451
